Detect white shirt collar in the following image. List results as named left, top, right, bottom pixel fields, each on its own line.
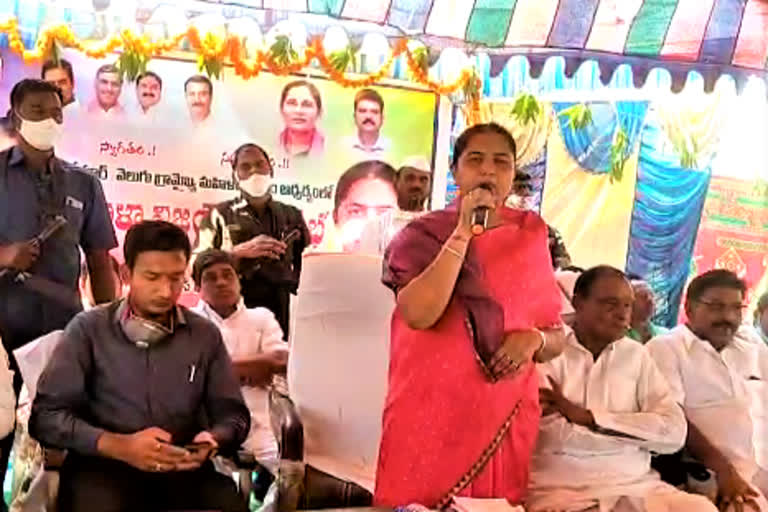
left=675, top=323, right=746, bottom=355
left=199, top=298, right=246, bottom=324
left=565, top=328, right=620, bottom=357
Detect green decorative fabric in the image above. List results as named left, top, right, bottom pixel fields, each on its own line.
left=308, top=0, right=345, bottom=16
left=625, top=0, right=680, bottom=56
left=466, top=0, right=518, bottom=47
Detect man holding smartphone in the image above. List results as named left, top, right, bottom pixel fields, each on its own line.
left=29, top=221, right=249, bottom=512
left=196, top=143, right=310, bottom=337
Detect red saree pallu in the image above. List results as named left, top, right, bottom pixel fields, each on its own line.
left=374, top=207, right=562, bottom=508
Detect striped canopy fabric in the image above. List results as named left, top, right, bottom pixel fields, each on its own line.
left=258, top=0, right=768, bottom=89
left=2, top=0, right=766, bottom=90
left=280, top=0, right=768, bottom=68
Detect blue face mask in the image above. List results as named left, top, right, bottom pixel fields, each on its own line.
left=117, top=299, right=174, bottom=348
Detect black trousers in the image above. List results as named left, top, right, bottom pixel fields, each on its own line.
left=58, top=456, right=249, bottom=512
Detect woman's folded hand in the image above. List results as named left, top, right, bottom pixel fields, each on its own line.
left=489, top=330, right=541, bottom=379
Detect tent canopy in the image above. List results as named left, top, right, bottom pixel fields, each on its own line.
left=3, top=0, right=767, bottom=91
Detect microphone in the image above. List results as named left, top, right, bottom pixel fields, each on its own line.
left=471, top=207, right=489, bottom=236
left=471, top=184, right=493, bottom=236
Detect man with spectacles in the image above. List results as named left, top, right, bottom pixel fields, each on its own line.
left=648, top=270, right=768, bottom=511
left=195, top=143, right=310, bottom=337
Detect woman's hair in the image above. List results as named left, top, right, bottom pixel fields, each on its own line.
left=333, top=160, right=396, bottom=221
left=451, top=123, right=517, bottom=168
left=280, top=80, right=323, bottom=113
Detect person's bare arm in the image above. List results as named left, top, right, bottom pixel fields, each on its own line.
left=687, top=419, right=759, bottom=511
left=233, top=351, right=288, bottom=387
left=85, top=249, right=116, bottom=304
left=397, top=189, right=492, bottom=330
left=397, top=228, right=469, bottom=330
left=535, top=327, right=566, bottom=363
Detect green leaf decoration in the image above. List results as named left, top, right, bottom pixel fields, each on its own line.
left=511, top=92, right=542, bottom=125
left=462, top=68, right=481, bottom=104
left=116, top=48, right=149, bottom=83
left=328, top=44, right=357, bottom=73
left=411, top=45, right=429, bottom=74
left=558, top=103, right=593, bottom=131
left=609, top=126, right=629, bottom=183
left=48, top=41, right=61, bottom=66
left=269, top=34, right=299, bottom=66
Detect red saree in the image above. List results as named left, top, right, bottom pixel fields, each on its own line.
left=374, top=206, right=562, bottom=508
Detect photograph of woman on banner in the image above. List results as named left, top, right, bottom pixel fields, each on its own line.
left=277, top=80, right=325, bottom=159
left=331, top=160, right=397, bottom=253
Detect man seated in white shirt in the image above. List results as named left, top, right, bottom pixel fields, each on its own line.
left=648, top=270, right=768, bottom=512
left=528, top=265, right=716, bottom=512
left=191, top=249, right=288, bottom=493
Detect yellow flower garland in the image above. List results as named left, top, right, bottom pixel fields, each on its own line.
left=0, top=17, right=480, bottom=98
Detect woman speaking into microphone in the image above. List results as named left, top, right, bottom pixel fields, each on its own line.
left=374, top=123, right=566, bottom=509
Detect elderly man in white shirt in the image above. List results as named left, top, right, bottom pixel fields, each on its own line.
left=528, top=266, right=716, bottom=512
left=648, top=269, right=768, bottom=512
left=191, top=249, right=288, bottom=481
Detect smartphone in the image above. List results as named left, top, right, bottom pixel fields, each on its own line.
left=281, top=228, right=301, bottom=245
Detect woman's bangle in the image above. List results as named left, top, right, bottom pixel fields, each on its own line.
left=443, top=244, right=464, bottom=260
left=533, top=329, right=546, bottom=361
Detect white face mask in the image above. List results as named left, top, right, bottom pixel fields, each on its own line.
left=15, top=112, right=63, bottom=151
left=238, top=173, right=271, bottom=198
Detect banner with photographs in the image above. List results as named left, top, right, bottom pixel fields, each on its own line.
left=0, top=49, right=439, bottom=256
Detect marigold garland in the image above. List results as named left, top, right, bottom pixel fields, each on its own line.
left=0, top=17, right=479, bottom=97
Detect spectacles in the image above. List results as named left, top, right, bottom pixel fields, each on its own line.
left=695, top=300, right=748, bottom=314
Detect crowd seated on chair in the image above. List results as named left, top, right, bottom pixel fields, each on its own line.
left=28, top=221, right=251, bottom=512
left=2, top=126, right=766, bottom=512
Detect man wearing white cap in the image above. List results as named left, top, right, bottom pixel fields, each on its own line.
left=359, top=156, right=431, bottom=255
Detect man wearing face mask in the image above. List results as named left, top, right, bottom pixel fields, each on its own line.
left=510, top=172, right=571, bottom=270
left=195, top=143, right=310, bottom=337
left=0, top=79, right=117, bottom=510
